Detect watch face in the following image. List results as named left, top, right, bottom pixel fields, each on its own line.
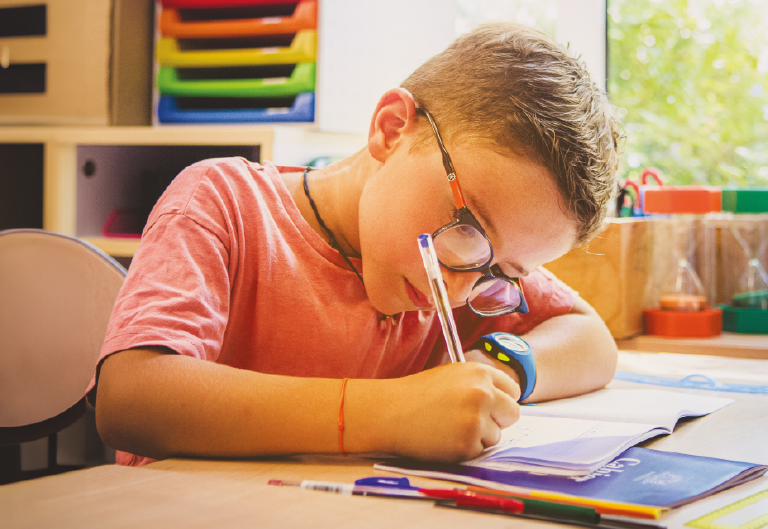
left=496, top=334, right=529, bottom=352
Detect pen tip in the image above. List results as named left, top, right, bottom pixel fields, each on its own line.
left=268, top=479, right=302, bottom=487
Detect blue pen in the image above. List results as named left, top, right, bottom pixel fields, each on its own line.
left=418, top=233, right=465, bottom=363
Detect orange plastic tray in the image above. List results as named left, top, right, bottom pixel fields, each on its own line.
left=160, top=0, right=299, bottom=7
left=160, top=0, right=316, bottom=38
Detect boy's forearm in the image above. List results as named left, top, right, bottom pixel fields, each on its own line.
left=521, top=301, right=618, bottom=402
left=96, top=348, right=388, bottom=460
left=96, top=348, right=522, bottom=463
left=466, top=297, right=617, bottom=403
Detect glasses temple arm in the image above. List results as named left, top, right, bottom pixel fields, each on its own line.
left=449, top=179, right=467, bottom=210
left=416, top=107, right=467, bottom=210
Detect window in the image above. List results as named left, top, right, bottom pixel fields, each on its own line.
left=317, top=0, right=604, bottom=134
left=455, top=0, right=559, bottom=37
left=608, top=0, right=768, bottom=186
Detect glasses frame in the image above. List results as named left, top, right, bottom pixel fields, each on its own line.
left=416, top=107, right=529, bottom=316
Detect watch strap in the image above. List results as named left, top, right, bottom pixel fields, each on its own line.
left=472, top=332, right=536, bottom=401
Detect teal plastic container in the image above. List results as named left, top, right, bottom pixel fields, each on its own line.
left=722, top=187, right=768, bottom=213
left=719, top=188, right=768, bottom=334
left=721, top=304, right=768, bottom=334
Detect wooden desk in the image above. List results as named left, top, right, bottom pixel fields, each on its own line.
left=2, top=352, right=767, bottom=528
left=616, top=333, right=768, bottom=359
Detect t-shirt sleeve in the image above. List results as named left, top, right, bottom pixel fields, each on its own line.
left=454, top=266, right=578, bottom=348
left=86, top=161, right=239, bottom=405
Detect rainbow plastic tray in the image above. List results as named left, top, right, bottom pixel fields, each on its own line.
left=157, top=92, right=314, bottom=123
left=160, top=0, right=316, bottom=38
left=157, top=29, right=316, bottom=67
left=161, top=0, right=299, bottom=7
left=157, top=62, right=315, bottom=97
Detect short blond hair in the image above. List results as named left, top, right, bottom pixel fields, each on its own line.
left=401, top=22, right=622, bottom=246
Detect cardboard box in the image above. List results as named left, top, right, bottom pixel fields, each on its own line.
left=544, top=218, right=652, bottom=339
left=0, top=0, right=152, bottom=125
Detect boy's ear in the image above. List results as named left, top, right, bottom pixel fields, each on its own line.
left=368, top=88, right=419, bottom=163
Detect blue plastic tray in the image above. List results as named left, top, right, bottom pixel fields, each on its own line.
left=157, top=92, right=314, bottom=123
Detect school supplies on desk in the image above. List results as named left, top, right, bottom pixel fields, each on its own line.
left=268, top=478, right=524, bottom=513
left=685, top=488, right=768, bottom=529
left=440, top=388, right=733, bottom=476
left=375, top=447, right=768, bottom=513
left=273, top=476, right=660, bottom=528
left=432, top=501, right=668, bottom=529
left=356, top=476, right=601, bottom=524
left=613, top=371, right=768, bottom=395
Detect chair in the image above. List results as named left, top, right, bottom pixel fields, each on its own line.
left=0, top=229, right=126, bottom=483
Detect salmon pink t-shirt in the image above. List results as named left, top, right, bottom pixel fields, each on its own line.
left=87, top=157, right=577, bottom=466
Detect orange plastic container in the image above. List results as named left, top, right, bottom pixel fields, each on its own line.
left=641, top=185, right=722, bottom=338
left=644, top=307, right=723, bottom=337
left=160, top=1, right=317, bottom=39
left=642, top=186, right=722, bottom=214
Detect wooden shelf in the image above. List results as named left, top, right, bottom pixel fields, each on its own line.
left=616, top=332, right=768, bottom=359
left=0, top=125, right=275, bottom=254
left=0, top=125, right=274, bottom=152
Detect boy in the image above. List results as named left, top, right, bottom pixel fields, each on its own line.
left=92, top=22, right=622, bottom=466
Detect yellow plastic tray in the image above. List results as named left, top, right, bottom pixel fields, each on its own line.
left=157, top=29, right=316, bottom=67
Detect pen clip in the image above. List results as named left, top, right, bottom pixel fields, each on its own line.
left=354, top=476, right=418, bottom=490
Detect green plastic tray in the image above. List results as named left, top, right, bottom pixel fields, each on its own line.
left=158, top=62, right=315, bottom=97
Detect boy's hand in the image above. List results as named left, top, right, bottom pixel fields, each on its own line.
left=463, top=348, right=522, bottom=388
left=376, top=362, right=520, bottom=463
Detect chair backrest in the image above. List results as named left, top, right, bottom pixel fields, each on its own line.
left=0, top=229, right=126, bottom=442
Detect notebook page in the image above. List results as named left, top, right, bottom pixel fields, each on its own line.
left=469, top=415, right=666, bottom=472
left=521, top=388, right=733, bottom=430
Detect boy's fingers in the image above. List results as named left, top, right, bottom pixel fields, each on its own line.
left=489, top=366, right=522, bottom=402
left=480, top=419, right=503, bottom=449
left=490, top=387, right=520, bottom=430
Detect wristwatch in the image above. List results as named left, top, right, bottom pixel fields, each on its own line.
left=472, top=333, right=536, bottom=401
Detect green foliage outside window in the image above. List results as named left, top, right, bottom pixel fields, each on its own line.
left=608, top=0, right=768, bottom=186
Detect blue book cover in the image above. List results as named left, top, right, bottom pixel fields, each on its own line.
left=375, top=447, right=767, bottom=508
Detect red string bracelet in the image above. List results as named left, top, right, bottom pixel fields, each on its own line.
left=338, top=378, right=349, bottom=457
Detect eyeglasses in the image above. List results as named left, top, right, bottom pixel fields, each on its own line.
left=416, top=107, right=529, bottom=317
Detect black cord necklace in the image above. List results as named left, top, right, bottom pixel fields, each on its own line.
left=302, top=167, right=399, bottom=325
left=303, top=166, right=365, bottom=286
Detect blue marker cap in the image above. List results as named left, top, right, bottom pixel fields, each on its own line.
left=355, top=477, right=417, bottom=490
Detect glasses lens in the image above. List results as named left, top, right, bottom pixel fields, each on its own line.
left=468, top=277, right=522, bottom=316
left=434, top=223, right=492, bottom=270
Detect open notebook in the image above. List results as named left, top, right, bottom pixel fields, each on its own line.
left=454, top=388, right=732, bottom=476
